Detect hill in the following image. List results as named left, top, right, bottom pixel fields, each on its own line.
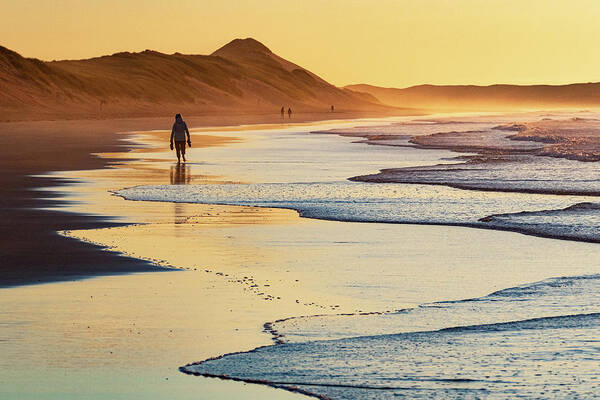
left=0, top=38, right=387, bottom=121
left=346, top=83, right=600, bottom=111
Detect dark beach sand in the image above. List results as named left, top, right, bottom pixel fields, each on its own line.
left=0, top=119, right=158, bottom=287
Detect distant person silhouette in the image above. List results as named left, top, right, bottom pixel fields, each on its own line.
left=170, top=113, right=191, bottom=163
left=280, top=106, right=285, bottom=118
left=331, top=105, right=334, bottom=112
left=288, top=107, right=292, bottom=119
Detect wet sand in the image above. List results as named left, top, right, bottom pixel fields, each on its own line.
left=0, top=114, right=417, bottom=399
left=0, top=111, right=393, bottom=287
left=3, top=117, right=600, bottom=399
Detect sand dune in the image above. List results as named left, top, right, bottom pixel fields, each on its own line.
left=0, top=38, right=389, bottom=121
left=4, top=37, right=600, bottom=121
left=346, top=83, right=600, bottom=111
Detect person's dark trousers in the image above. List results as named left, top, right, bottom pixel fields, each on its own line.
left=175, top=141, right=186, bottom=159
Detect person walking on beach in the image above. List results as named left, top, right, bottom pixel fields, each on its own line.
left=170, top=113, right=191, bottom=163
left=280, top=106, right=285, bottom=118
left=287, top=107, right=292, bottom=119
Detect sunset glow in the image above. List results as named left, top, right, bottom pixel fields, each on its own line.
left=2, top=0, right=600, bottom=87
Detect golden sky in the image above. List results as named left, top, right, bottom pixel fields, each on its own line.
left=2, top=0, right=600, bottom=88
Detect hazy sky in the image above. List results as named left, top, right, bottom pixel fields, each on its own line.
left=2, top=0, right=600, bottom=88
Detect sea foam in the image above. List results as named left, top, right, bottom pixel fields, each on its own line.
left=182, top=274, right=600, bottom=399
left=116, top=181, right=599, bottom=242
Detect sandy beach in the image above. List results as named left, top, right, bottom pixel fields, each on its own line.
left=2, top=113, right=600, bottom=398
left=4, top=2, right=600, bottom=398
left=0, top=0, right=600, bottom=400
left=0, top=111, right=398, bottom=287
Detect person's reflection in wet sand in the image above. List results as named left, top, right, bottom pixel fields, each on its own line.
left=170, top=163, right=191, bottom=185
left=170, top=163, right=191, bottom=226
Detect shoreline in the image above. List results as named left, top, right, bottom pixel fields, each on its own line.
left=0, top=110, right=410, bottom=288
left=110, top=192, right=600, bottom=244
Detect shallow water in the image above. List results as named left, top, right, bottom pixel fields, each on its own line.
left=268, top=273, right=600, bottom=344
left=117, top=112, right=600, bottom=243
left=185, top=274, right=600, bottom=399
left=353, top=154, right=600, bottom=196
left=171, top=112, right=600, bottom=399
left=116, top=180, right=594, bottom=239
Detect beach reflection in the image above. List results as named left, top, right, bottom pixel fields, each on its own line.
left=170, top=164, right=190, bottom=226
left=170, top=163, right=191, bottom=185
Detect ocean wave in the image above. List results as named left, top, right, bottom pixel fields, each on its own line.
left=479, top=202, right=600, bottom=242
left=270, top=273, right=600, bottom=343
left=434, top=312, right=600, bottom=333
left=182, top=311, right=600, bottom=399
left=351, top=154, right=600, bottom=196
left=182, top=274, right=600, bottom=399
left=115, top=181, right=599, bottom=242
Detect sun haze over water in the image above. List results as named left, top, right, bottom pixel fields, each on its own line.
left=1, top=0, right=600, bottom=88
